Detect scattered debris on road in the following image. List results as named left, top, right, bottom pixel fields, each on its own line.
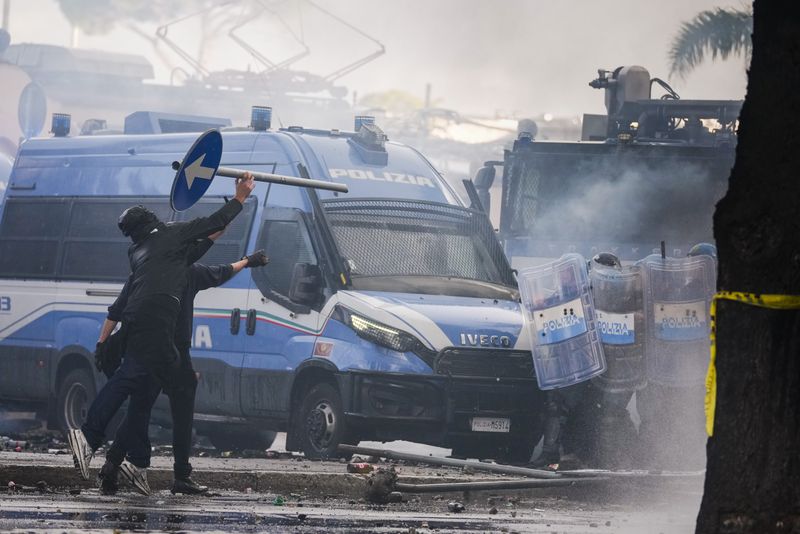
left=447, top=501, right=465, bottom=513
left=347, top=462, right=374, bottom=474
left=365, top=467, right=398, bottom=504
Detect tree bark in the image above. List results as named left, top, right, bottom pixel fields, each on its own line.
left=697, top=1, right=800, bottom=533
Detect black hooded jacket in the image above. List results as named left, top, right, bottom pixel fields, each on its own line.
left=109, top=238, right=234, bottom=351
left=124, top=199, right=242, bottom=308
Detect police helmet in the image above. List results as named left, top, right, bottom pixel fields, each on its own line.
left=592, top=252, right=621, bottom=268
left=118, top=205, right=159, bottom=237
left=687, top=242, right=717, bottom=260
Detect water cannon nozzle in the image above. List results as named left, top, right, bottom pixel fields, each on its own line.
left=589, top=69, right=614, bottom=89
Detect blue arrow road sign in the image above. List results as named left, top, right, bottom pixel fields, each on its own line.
left=171, top=129, right=223, bottom=211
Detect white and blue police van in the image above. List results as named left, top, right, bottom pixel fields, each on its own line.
left=0, top=110, right=544, bottom=460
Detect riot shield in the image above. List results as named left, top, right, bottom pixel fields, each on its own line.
left=641, top=254, right=716, bottom=387
left=590, top=263, right=646, bottom=393
left=519, top=253, right=606, bottom=390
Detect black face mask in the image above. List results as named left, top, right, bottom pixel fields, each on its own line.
left=118, top=206, right=160, bottom=243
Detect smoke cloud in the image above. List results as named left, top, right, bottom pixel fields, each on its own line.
left=5, top=0, right=747, bottom=117
left=511, top=152, right=731, bottom=258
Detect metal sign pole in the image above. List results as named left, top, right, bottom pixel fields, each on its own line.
left=170, top=129, right=348, bottom=211
left=337, top=444, right=561, bottom=479
left=218, top=166, right=347, bottom=192
left=171, top=162, right=347, bottom=193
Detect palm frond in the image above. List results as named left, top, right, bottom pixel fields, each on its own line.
left=669, top=7, right=753, bottom=78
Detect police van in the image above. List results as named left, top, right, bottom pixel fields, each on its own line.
left=0, top=110, right=543, bottom=460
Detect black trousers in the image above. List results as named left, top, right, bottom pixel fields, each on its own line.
left=115, top=295, right=197, bottom=477
left=82, top=352, right=154, bottom=452
left=106, top=348, right=197, bottom=477
left=540, top=382, right=588, bottom=463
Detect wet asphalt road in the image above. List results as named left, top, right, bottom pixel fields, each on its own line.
left=0, top=483, right=701, bottom=533
left=0, top=411, right=702, bottom=533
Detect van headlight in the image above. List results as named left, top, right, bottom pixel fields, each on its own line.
left=338, top=308, right=420, bottom=353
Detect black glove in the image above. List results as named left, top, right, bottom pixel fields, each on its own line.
left=94, top=340, right=120, bottom=378
left=94, top=327, right=126, bottom=378
left=243, top=249, right=269, bottom=268
left=94, top=341, right=108, bottom=374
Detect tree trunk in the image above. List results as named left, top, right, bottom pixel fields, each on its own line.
left=697, top=1, right=800, bottom=533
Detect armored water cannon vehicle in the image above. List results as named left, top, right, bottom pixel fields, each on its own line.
left=473, top=65, right=742, bottom=268
left=584, top=65, right=740, bottom=147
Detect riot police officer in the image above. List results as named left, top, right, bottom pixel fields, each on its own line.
left=585, top=252, right=642, bottom=468
left=636, top=243, right=717, bottom=469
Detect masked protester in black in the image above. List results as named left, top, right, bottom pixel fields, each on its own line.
left=96, top=242, right=268, bottom=496
left=67, top=174, right=256, bottom=491
left=89, top=234, right=219, bottom=494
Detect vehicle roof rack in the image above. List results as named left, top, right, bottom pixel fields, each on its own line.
left=124, top=111, right=231, bottom=134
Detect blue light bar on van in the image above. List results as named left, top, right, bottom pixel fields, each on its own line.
left=354, top=115, right=375, bottom=131
left=349, top=122, right=388, bottom=165
left=251, top=106, right=272, bottom=131
left=51, top=113, right=71, bottom=137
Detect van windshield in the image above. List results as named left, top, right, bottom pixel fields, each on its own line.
left=322, top=199, right=517, bottom=299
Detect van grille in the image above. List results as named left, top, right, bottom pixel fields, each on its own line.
left=434, top=348, right=535, bottom=379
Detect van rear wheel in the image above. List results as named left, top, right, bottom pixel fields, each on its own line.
left=56, top=368, right=96, bottom=435
left=295, top=383, right=348, bottom=459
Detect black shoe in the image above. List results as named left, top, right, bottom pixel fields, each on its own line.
left=171, top=477, right=208, bottom=495
left=98, top=461, right=119, bottom=495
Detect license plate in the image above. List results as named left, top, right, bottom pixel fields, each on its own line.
left=470, top=417, right=511, bottom=433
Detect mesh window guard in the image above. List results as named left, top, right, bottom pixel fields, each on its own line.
left=322, top=199, right=515, bottom=287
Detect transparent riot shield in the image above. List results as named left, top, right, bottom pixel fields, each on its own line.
left=518, top=253, right=606, bottom=390
left=590, top=263, right=646, bottom=393
left=641, top=254, right=716, bottom=387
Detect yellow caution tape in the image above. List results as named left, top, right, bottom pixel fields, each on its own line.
left=705, top=291, right=800, bottom=436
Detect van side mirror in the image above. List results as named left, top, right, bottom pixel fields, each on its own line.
left=289, top=263, right=323, bottom=307
left=471, top=164, right=498, bottom=216
left=473, top=165, right=496, bottom=190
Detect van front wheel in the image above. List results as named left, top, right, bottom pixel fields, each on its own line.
left=295, top=383, right=347, bottom=459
